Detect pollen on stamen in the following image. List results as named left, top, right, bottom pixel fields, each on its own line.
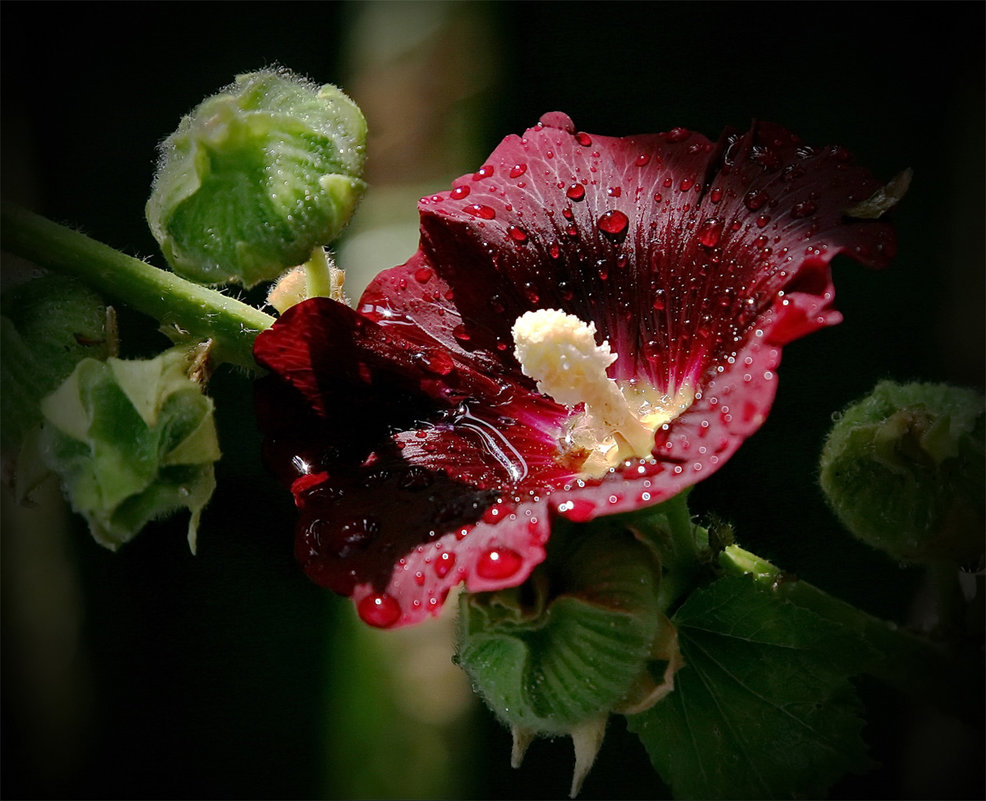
left=511, top=309, right=692, bottom=476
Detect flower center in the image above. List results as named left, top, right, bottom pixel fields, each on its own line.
left=511, top=309, right=694, bottom=477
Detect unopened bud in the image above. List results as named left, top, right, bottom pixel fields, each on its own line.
left=819, top=381, right=984, bottom=564
left=146, top=68, right=367, bottom=287
left=455, top=519, right=674, bottom=794
left=39, top=347, right=221, bottom=552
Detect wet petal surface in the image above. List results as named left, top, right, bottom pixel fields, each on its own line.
left=255, top=114, right=897, bottom=626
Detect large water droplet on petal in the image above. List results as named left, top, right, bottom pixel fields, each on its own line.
left=697, top=218, right=724, bottom=248
left=743, top=189, right=769, bottom=211
left=465, top=204, right=497, bottom=220
left=420, top=349, right=455, bottom=376
left=434, top=551, right=456, bottom=578
left=476, top=548, right=523, bottom=580
left=597, top=210, right=629, bottom=241
left=566, top=183, right=586, bottom=201
left=358, top=593, right=402, bottom=627
left=450, top=185, right=470, bottom=200
left=555, top=498, right=596, bottom=522
left=664, top=127, right=691, bottom=143
left=508, top=225, right=529, bottom=243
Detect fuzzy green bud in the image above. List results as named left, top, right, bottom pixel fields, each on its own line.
left=1, top=275, right=113, bottom=456
left=456, top=519, right=674, bottom=795
left=146, top=68, right=367, bottom=287
left=819, top=381, right=985, bottom=564
left=39, top=346, right=221, bottom=552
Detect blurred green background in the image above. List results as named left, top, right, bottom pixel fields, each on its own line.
left=2, top=2, right=983, bottom=798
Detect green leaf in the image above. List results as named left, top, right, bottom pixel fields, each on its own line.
left=39, top=348, right=220, bottom=552
left=627, top=575, right=872, bottom=799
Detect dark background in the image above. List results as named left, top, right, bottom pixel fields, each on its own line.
left=2, top=2, right=983, bottom=799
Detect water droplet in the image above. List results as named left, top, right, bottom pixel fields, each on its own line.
left=464, top=204, right=496, bottom=220
left=575, top=131, right=592, bottom=146
left=509, top=163, right=528, bottom=178
left=450, top=185, right=470, bottom=200
left=420, top=349, right=455, bottom=376
left=566, top=183, right=586, bottom=201
left=679, top=178, right=694, bottom=192
left=549, top=242, right=561, bottom=259
left=507, top=225, right=529, bottom=243
left=473, top=164, right=495, bottom=180
left=791, top=200, right=817, bottom=219
left=476, top=548, right=523, bottom=580
left=555, top=498, right=596, bottom=522
left=635, top=153, right=651, bottom=167
left=697, top=218, right=723, bottom=248
left=664, top=127, right=691, bottom=143
left=434, top=551, right=456, bottom=578
left=414, top=266, right=434, bottom=283
left=756, top=214, right=771, bottom=228
left=597, top=210, right=629, bottom=241
left=358, top=593, right=401, bottom=628
left=743, top=189, right=769, bottom=211
left=710, top=187, right=724, bottom=203
left=452, top=324, right=471, bottom=343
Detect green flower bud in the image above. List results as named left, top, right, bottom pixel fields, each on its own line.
left=146, top=68, right=367, bottom=287
left=455, top=519, right=674, bottom=796
left=1, top=275, right=113, bottom=456
left=819, top=380, right=985, bottom=564
left=39, top=346, right=221, bottom=552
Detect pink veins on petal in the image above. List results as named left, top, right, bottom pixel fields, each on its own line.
left=254, top=112, right=899, bottom=628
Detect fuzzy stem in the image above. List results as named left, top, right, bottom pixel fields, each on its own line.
left=644, top=492, right=706, bottom=612
left=303, top=246, right=335, bottom=299
left=1, top=203, right=275, bottom=371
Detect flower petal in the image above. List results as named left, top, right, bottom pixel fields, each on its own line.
left=255, top=115, right=898, bottom=626
left=255, top=297, right=569, bottom=625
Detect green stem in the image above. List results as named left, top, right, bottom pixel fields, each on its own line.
left=1, top=203, right=274, bottom=371
left=720, top=544, right=971, bottom=718
left=646, top=492, right=707, bottom=612
left=303, top=246, right=335, bottom=299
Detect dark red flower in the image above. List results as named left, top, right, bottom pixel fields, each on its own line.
left=254, top=113, right=897, bottom=628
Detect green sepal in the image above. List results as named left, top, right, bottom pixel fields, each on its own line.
left=1, top=275, right=111, bottom=454
left=146, top=68, right=367, bottom=287
left=819, top=380, right=985, bottom=564
left=38, top=348, right=220, bottom=551
left=455, top=519, right=665, bottom=736
left=627, top=574, right=873, bottom=799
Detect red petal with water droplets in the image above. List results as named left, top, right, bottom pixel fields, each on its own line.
left=255, top=115, right=898, bottom=627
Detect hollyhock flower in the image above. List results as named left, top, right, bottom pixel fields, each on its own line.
left=254, top=112, right=897, bottom=628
